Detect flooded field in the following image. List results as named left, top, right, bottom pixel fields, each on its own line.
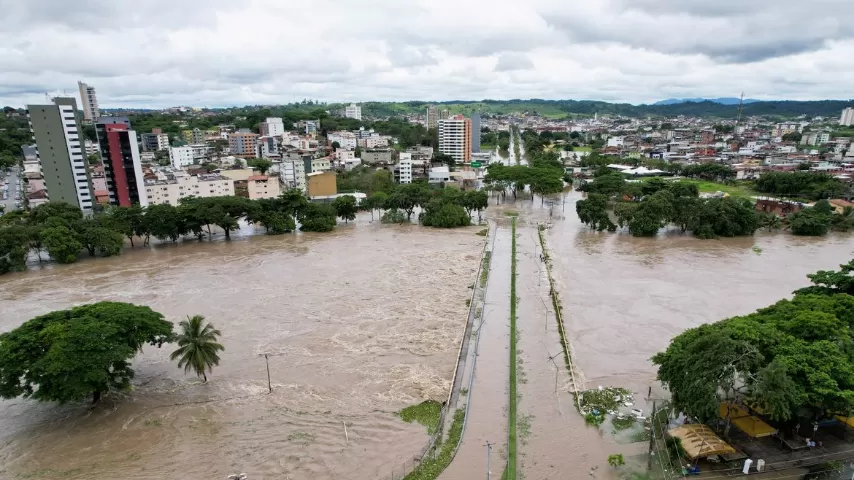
left=548, top=191, right=854, bottom=397
left=0, top=220, right=483, bottom=479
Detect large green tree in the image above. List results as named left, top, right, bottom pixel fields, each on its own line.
left=170, top=315, right=224, bottom=382
left=0, top=302, right=174, bottom=404
left=653, top=265, right=854, bottom=423
left=333, top=195, right=358, bottom=224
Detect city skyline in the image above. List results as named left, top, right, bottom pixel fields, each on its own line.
left=2, top=0, right=853, bottom=108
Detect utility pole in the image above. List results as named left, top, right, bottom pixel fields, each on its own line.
left=484, top=441, right=494, bottom=480
left=647, top=400, right=657, bottom=471
left=264, top=354, right=272, bottom=393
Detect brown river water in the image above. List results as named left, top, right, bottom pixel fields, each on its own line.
left=0, top=217, right=482, bottom=479
left=1, top=194, right=852, bottom=480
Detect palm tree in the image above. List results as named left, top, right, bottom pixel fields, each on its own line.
left=170, top=315, right=225, bottom=382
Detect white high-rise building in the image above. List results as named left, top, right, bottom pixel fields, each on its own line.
left=840, top=107, right=854, bottom=127
left=397, top=152, right=413, bottom=184
left=343, top=103, right=362, bottom=121
left=438, top=115, right=472, bottom=164
left=77, top=81, right=100, bottom=122
left=260, top=117, right=285, bottom=137
left=27, top=97, right=95, bottom=212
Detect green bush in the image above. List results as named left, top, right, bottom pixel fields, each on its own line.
left=420, top=202, right=471, bottom=228
left=381, top=208, right=407, bottom=224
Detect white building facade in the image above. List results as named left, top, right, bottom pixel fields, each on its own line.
left=169, top=146, right=195, bottom=168
left=260, top=117, right=285, bottom=137
left=841, top=108, right=854, bottom=127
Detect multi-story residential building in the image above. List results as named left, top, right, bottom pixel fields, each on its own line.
left=84, top=139, right=98, bottom=156
left=438, top=115, right=472, bottom=164
left=145, top=172, right=235, bottom=206
left=96, top=120, right=147, bottom=206
left=77, top=81, right=99, bottom=123
left=471, top=113, right=481, bottom=153
left=328, top=131, right=358, bottom=150
left=296, top=120, right=320, bottom=136
left=141, top=132, right=170, bottom=151
left=439, top=110, right=450, bottom=120
left=841, top=108, right=854, bottom=127
left=26, top=97, right=95, bottom=212
left=426, top=105, right=438, bottom=130
left=397, top=152, right=413, bottom=184
left=257, top=136, right=280, bottom=159
left=360, top=149, right=394, bottom=165
left=358, top=135, right=390, bottom=149
left=234, top=175, right=281, bottom=200
left=343, top=103, right=362, bottom=120
left=287, top=155, right=332, bottom=192
left=169, top=146, right=194, bottom=168
left=260, top=117, right=285, bottom=137
left=181, top=128, right=205, bottom=145
left=228, top=130, right=259, bottom=158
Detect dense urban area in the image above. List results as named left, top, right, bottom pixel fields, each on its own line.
left=1, top=85, right=854, bottom=480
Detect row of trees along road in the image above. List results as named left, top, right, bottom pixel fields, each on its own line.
left=0, top=190, right=343, bottom=274
left=359, top=182, right=489, bottom=227
left=653, top=260, right=854, bottom=426
left=0, top=302, right=224, bottom=404
left=576, top=172, right=854, bottom=238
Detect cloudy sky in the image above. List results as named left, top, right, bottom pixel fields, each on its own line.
left=2, top=0, right=853, bottom=108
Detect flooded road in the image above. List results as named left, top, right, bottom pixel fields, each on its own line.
left=0, top=219, right=483, bottom=479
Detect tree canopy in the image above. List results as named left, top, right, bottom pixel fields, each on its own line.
left=653, top=261, right=854, bottom=423
left=0, top=302, right=174, bottom=404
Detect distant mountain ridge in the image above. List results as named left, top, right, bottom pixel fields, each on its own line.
left=653, top=97, right=761, bottom=106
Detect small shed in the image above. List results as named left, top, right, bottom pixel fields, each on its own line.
left=669, top=424, right=736, bottom=460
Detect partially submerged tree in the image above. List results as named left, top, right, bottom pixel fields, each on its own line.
left=170, top=315, right=224, bottom=383
left=0, top=302, right=174, bottom=404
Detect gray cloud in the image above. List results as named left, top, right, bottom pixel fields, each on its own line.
left=0, top=0, right=852, bottom=107
left=494, top=53, right=535, bottom=72
left=543, top=0, right=854, bottom=63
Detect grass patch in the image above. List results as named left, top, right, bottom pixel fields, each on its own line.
left=480, top=251, right=491, bottom=288
left=476, top=228, right=488, bottom=236
left=507, top=217, right=518, bottom=479
left=402, top=409, right=465, bottom=480
left=143, top=418, right=162, bottom=427
left=399, top=400, right=443, bottom=435
left=287, top=432, right=316, bottom=445
left=503, top=210, right=519, bottom=217
left=579, top=387, right=633, bottom=415
left=640, top=178, right=758, bottom=198
left=573, top=146, right=593, bottom=152
left=612, top=415, right=636, bottom=430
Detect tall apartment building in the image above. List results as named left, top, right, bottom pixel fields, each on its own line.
left=27, top=97, right=95, bottom=212
left=260, top=117, right=285, bottom=137
left=96, top=120, right=148, bottom=206
left=471, top=113, right=481, bottom=153
left=77, top=81, right=99, bottom=123
left=438, top=115, right=472, bottom=164
left=228, top=130, right=259, bottom=158
left=426, top=105, right=438, bottom=130
left=343, top=103, right=362, bottom=121
left=841, top=108, right=854, bottom=127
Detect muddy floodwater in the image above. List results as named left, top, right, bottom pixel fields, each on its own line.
left=0, top=220, right=483, bottom=479
left=1, top=195, right=852, bottom=480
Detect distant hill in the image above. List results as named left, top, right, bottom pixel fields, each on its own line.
left=359, top=99, right=854, bottom=120
left=654, top=98, right=761, bottom=106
